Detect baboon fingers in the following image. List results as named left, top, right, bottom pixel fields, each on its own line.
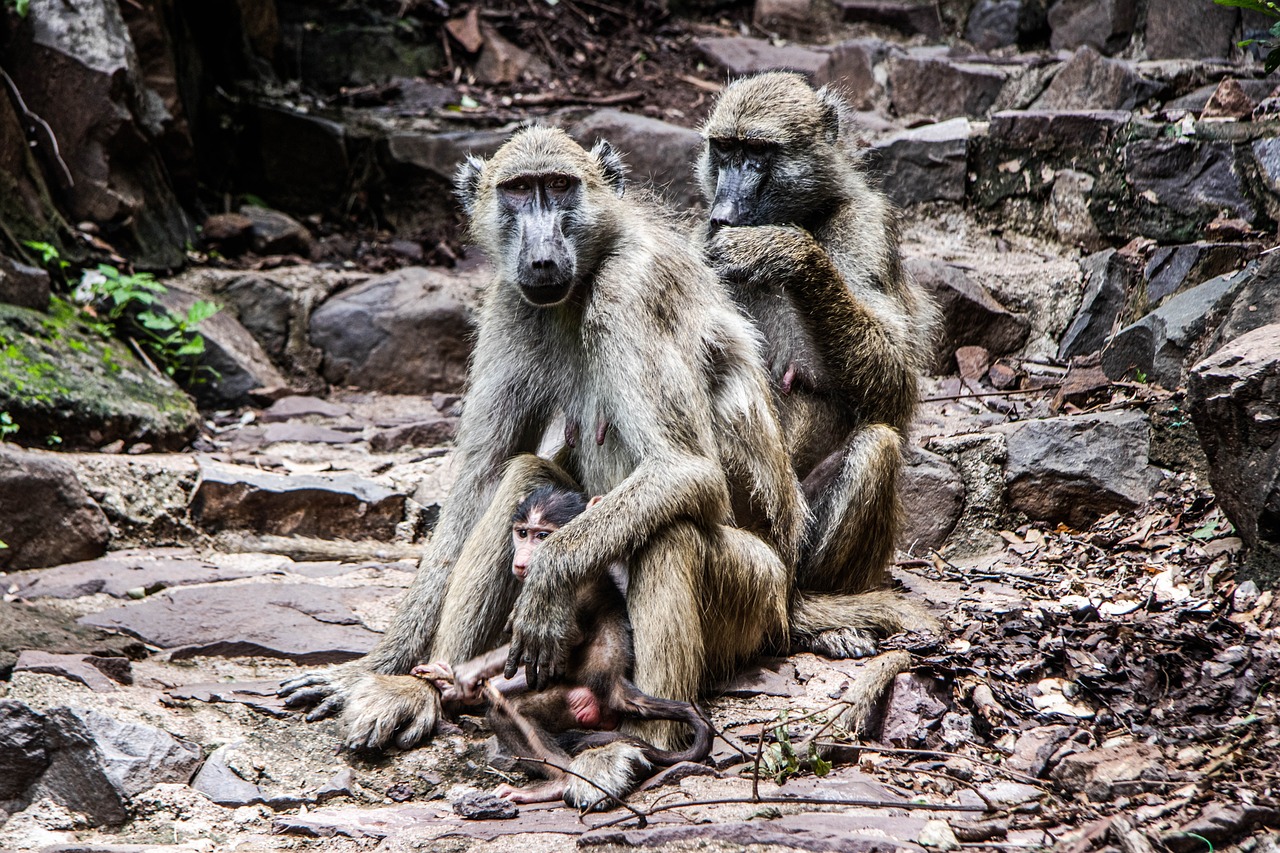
left=306, top=694, right=346, bottom=722
left=278, top=672, right=328, bottom=695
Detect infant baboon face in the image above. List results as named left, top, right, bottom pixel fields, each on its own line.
left=511, top=510, right=558, bottom=581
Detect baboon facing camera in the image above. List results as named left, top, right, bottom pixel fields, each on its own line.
left=282, top=125, right=803, bottom=808
left=697, top=72, right=941, bottom=657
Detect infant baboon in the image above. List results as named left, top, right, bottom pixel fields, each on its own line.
left=414, top=484, right=712, bottom=806
left=281, top=126, right=802, bottom=808
left=697, top=72, right=940, bottom=657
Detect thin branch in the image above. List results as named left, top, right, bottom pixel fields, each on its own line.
left=922, top=385, right=1061, bottom=403
left=510, top=755, right=648, bottom=826
left=588, top=793, right=984, bottom=831
left=0, top=67, right=74, bottom=187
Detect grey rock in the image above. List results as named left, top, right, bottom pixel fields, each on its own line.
left=1048, top=0, right=1137, bottom=54
left=0, top=600, right=143, bottom=680
left=906, top=257, right=1030, bottom=371
left=881, top=672, right=950, bottom=747
left=1058, top=249, right=1132, bottom=360
left=192, top=743, right=264, bottom=806
left=719, top=658, right=801, bottom=698
left=381, top=129, right=509, bottom=234
left=190, top=459, right=406, bottom=540
left=240, top=205, right=314, bottom=257
left=1102, top=267, right=1251, bottom=387
left=0, top=700, right=49, bottom=800
left=583, top=812, right=933, bottom=851
left=158, top=283, right=288, bottom=408
left=369, top=417, right=459, bottom=452
left=0, top=552, right=261, bottom=599
left=899, top=448, right=965, bottom=554
left=315, top=768, right=358, bottom=803
left=1004, top=725, right=1085, bottom=778
left=1210, top=253, right=1280, bottom=347
left=1143, top=242, right=1260, bottom=309
left=0, top=302, right=199, bottom=450
left=309, top=266, right=482, bottom=395
left=454, top=791, right=519, bottom=820
left=262, top=423, right=361, bottom=445
left=1051, top=742, right=1167, bottom=800
left=834, top=0, right=943, bottom=37
left=995, top=410, right=1166, bottom=526
left=571, top=110, right=703, bottom=210
left=5, top=0, right=194, bottom=269
left=0, top=255, right=51, bottom=311
left=1144, top=0, right=1239, bottom=59
left=0, top=445, right=109, bottom=571
left=1033, top=46, right=1161, bottom=111
left=1167, top=80, right=1276, bottom=114
left=167, top=679, right=292, bottom=718
left=244, top=104, right=350, bottom=215
left=754, top=0, right=820, bottom=36
left=872, top=118, right=969, bottom=206
left=814, top=39, right=888, bottom=109
left=1251, top=137, right=1280, bottom=220
left=80, top=582, right=390, bottom=663
left=1049, top=169, right=1103, bottom=251
left=1163, top=804, right=1280, bottom=853
left=13, top=651, right=130, bottom=692
left=889, top=56, right=1011, bottom=119
left=694, top=36, right=829, bottom=78
left=261, top=395, right=351, bottom=422
left=1124, top=139, right=1257, bottom=241
left=965, top=0, right=1020, bottom=50
left=1188, top=324, right=1280, bottom=581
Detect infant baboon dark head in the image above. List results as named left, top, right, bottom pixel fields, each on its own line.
left=697, top=72, right=850, bottom=231
left=455, top=126, right=627, bottom=307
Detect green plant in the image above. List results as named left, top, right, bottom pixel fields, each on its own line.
left=0, top=412, right=17, bottom=441
left=5, top=0, right=29, bottom=18
left=1216, top=0, right=1280, bottom=72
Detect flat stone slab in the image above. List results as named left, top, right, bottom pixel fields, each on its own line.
left=166, top=679, right=292, bottom=717
left=79, top=582, right=394, bottom=663
left=2, top=552, right=271, bottom=599
left=581, top=813, right=930, bottom=851
left=275, top=801, right=590, bottom=839
left=190, top=459, right=407, bottom=540
left=13, top=650, right=130, bottom=692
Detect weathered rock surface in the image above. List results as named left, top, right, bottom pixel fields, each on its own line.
left=1058, top=249, right=1131, bottom=360
left=1124, top=139, right=1257, bottom=242
left=79, top=582, right=391, bottom=662
left=191, top=742, right=267, bottom=806
left=190, top=460, right=406, bottom=540
left=899, top=448, right=965, bottom=554
left=0, top=700, right=49, bottom=801
left=889, top=56, right=1010, bottom=119
left=0, top=256, right=51, bottom=311
left=1206, top=253, right=1280, bottom=349
left=369, top=417, right=459, bottom=452
left=1048, top=0, right=1137, bottom=54
left=261, top=395, right=351, bottom=422
left=1188, top=323, right=1280, bottom=586
left=5, top=0, right=194, bottom=269
left=906, top=257, right=1030, bottom=371
left=995, top=410, right=1166, bottom=526
left=1051, top=741, right=1168, bottom=800
left=0, top=600, right=143, bottom=677
left=1142, top=242, right=1260, bottom=312
left=872, top=118, right=969, bottom=206
left=834, top=0, right=943, bottom=37
left=380, top=128, right=509, bottom=233
left=0, top=445, right=110, bottom=571
left=1033, top=47, right=1160, bottom=111
left=1144, top=0, right=1240, bottom=59
left=309, top=266, right=481, bottom=395
left=158, top=284, right=288, bottom=408
left=695, top=36, right=829, bottom=78
left=571, top=111, right=703, bottom=210
left=2, top=551, right=266, bottom=599
left=13, top=651, right=130, bottom=692
left=1102, top=267, right=1251, bottom=387
left=0, top=302, right=200, bottom=451
left=813, top=38, right=887, bottom=108
left=239, top=205, right=314, bottom=257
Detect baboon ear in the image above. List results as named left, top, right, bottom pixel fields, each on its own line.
left=591, top=139, right=628, bottom=197
left=454, top=154, right=486, bottom=214
left=815, top=85, right=845, bottom=145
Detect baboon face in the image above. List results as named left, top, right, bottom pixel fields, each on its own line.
left=456, top=127, right=626, bottom=308
left=698, top=72, right=844, bottom=231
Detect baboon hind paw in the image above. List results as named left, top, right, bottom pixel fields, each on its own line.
left=804, top=627, right=878, bottom=660
left=563, top=743, right=651, bottom=811
left=341, top=674, right=441, bottom=752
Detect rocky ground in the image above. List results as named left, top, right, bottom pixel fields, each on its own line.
left=3, top=0, right=1280, bottom=851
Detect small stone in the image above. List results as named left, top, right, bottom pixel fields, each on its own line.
left=919, top=819, right=961, bottom=850
left=1233, top=580, right=1261, bottom=612
left=453, top=790, right=518, bottom=820
left=1202, top=78, right=1256, bottom=120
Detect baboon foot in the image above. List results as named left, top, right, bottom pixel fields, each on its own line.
left=279, top=663, right=361, bottom=722
left=496, top=780, right=566, bottom=804
left=563, top=742, right=651, bottom=811
left=805, top=627, right=878, bottom=659
left=341, top=673, right=442, bottom=752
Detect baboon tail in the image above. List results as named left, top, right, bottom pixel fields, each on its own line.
left=790, top=588, right=938, bottom=652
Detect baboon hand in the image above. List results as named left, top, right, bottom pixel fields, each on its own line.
left=341, top=673, right=442, bottom=752
left=705, top=224, right=817, bottom=286
left=279, top=666, right=354, bottom=722
left=505, top=586, right=574, bottom=690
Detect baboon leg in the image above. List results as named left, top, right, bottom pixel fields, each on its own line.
left=486, top=685, right=575, bottom=804
left=341, top=454, right=575, bottom=751
left=564, top=741, right=653, bottom=812
left=703, top=525, right=791, bottom=675
left=793, top=424, right=936, bottom=657
left=432, top=454, right=579, bottom=665
left=799, top=423, right=903, bottom=592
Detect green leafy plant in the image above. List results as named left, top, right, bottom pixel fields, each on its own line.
left=0, top=412, right=17, bottom=441
left=5, top=0, right=29, bottom=18
left=1216, top=0, right=1280, bottom=72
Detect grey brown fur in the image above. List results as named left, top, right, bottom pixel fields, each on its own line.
left=282, top=126, right=802, bottom=799
left=697, top=72, right=940, bottom=656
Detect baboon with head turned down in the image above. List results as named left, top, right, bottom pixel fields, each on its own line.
left=697, top=71, right=940, bottom=657
left=282, top=125, right=803, bottom=808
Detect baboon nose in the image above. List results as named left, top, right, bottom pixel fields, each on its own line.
left=710, top=201, right=740, bottom=228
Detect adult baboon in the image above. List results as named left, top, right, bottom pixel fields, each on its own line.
left=697, top=72, right=940, bottom=657
left=281, top=126, right=802, bottom=806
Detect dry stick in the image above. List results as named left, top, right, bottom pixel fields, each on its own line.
left=0, top=67, right=74, bottom=187
left=922, top=385, right=1061, bottom=403
left=817, top=745, right=1045, bottom=787
left=510, top=755, right=649, bottom=826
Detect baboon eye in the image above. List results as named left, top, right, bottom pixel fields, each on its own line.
left=547, top=175, right=572, bottom=192
left=502, top=178, right=533, bottom=195
left=742, top=138, right=775, bottom=154
left=535, top=530, right=551, bottom=541
left=514, top=527, right=528, bottom=539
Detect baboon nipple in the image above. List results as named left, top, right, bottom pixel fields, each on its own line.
left=565, top=419, right=580, bottom=448
left=595, top=418, right=610, bottom=445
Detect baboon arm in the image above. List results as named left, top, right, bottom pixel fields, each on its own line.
left=709, top=224, right=914, bottom=423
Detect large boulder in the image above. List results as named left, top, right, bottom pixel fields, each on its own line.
left=872, top=119, right=970, bottom=206
left=309, top=266, right=483, bottom=394
left=898, top=448, right=965, bottom=554
left=994, top=410, right=1166, bottom=527
left=1122, top=139, right=1259, bottom=243
left=571, top=111, right=703, bottom=210
left=1143, top=0, right=1239, bottom=59
left=889, top=55, right=1011, bottom=119
left=1032, top=47, right=1161, bottom=111
left=1058, top=249, right=1132, bottom=361
left=1047, top=0, right=1137, bottom=54
left=0, top=302, right=200, bottom=450
left=5, top=0, right=194, bottom=269
left=906, top=257, right=1031, bottom=371
left=0, top=445, right=110, bottom=570
left=1188, top=324, right=1280, bottom=587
